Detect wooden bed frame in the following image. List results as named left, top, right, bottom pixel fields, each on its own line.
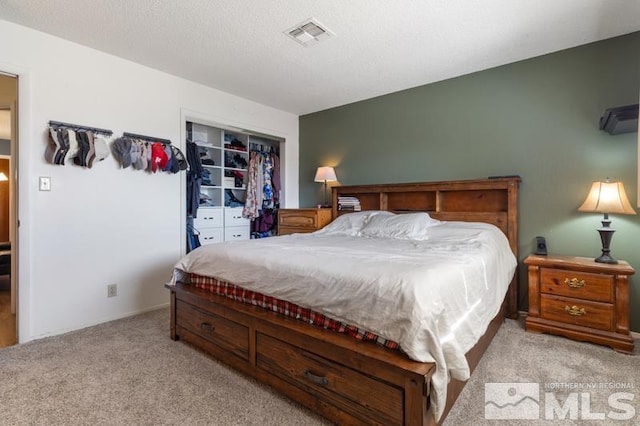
left=167, top=177, right=520, bottom=425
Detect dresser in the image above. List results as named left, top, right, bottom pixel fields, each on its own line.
left=525, top=254, right=635, bottom=353
left=278, top=208, right=332, bottom=236
left=194, top=207, right=249, bottom=245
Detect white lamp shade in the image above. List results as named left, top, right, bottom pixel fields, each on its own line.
left=314, top=166, right=337, bottom=182
left=0, top=172, right=7, bottom=182
left=578, top=181, right=636, bottom=215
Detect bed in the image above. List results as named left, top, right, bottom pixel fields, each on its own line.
left=166, top=177, right=520, bottom=425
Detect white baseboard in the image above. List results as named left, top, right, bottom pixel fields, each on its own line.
left=25, top=302, right=170, bottom=343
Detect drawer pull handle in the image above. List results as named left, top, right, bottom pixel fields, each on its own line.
left=303, top=369, right=328, bottom=386
left=200, top=322, right=215, bottom=333
left=565, top=305, right=586, bottom=316
left=565, top=278, right=586, bottom=288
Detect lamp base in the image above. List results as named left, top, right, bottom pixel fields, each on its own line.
left=595, top=219, right=618, bottom=264
left=594, top=253, right=618, bottom=264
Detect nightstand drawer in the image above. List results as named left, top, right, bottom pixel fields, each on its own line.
left=540, top=294, right=613, bottom=331
left=540, top=268, right=613, bottom=302
left=278, top=208, right=332, bottom=236
left=279, top=212, right=319, bottom=228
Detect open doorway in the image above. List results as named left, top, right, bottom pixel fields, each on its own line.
left=0, top=72, right=17, bottom=348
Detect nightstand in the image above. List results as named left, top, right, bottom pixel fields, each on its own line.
left=278, top=208, right=332, bottom=236
left=525, top=254, right=635, bottom=353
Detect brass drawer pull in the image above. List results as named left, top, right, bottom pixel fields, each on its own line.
left=200, top=322, right=215, bottom=333
left=565, top=278, right=586, bottom=288
left=565, top=305, right=586, bottom=316
left=303, top=369, right=329, bottom=386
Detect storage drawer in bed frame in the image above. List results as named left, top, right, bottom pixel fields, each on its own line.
left=168, top=283, right=436, bottom=426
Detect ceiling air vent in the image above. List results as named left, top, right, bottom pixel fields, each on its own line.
left=285, top=18, right=334, bottom=47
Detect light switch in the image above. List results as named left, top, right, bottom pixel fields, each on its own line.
left=39, top=176, right=51, bottom=191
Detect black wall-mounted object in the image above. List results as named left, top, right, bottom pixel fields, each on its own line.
left=599, top=104, right=638, bottom=135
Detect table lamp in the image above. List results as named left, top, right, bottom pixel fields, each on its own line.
left=578, top=179, right=636, bottom=264
left=314, top=166, right=337, bottom=207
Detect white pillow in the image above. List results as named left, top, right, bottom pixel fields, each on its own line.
left=314, top=210, right=393, bottom=236
left=359, top=212, right=440, bottom=240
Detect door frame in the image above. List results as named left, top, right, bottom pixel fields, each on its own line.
left=179, top=108, right=287, bottom=258
left=0, top=65, right=32, bottom=343
left=0, top=101, right=15, bottom=319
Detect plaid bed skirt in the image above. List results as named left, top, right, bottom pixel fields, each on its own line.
left=189, top=273, right=400, bottom=351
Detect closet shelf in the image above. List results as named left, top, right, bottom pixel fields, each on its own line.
left=194, top=141, right=221, bottom=149
left=225, top=147, right=249, bottom=154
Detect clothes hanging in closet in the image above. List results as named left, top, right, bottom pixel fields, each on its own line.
left=242, top=150, right=280, bottom=221
left=186, top=141, right=203, bottom=218
left=186, top=221, right=201, bottom=251
left=250, top=208, right=277, bottom=238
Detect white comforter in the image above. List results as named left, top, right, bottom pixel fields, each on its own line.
left=170, top=221, right=517, bottom=420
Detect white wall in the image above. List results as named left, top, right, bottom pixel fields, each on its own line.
left=0, top=19, right=299, bottom=342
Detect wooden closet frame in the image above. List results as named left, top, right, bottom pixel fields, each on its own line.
left=167, top=177, right=520, bottom=425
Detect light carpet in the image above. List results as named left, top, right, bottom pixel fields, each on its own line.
left=444, top=318, right=639, bottom=426
left=0, top=309, right=637, bottom=425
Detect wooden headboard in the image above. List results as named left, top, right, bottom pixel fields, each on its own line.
left=332, top=177, right=521, bottom=317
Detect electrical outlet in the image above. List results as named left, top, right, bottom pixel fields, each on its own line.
left=107, top=284, right=117, bottom=298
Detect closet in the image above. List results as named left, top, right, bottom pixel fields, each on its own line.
left=186, top=121, right=281, bottom=251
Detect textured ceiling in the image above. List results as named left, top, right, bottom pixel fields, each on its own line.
left=1, top=0, right=639, bottom=115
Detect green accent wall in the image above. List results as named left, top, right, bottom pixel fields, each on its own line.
left=299, top=32, right=640, bottom=331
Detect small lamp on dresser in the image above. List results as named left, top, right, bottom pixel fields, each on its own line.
left=314, top=166, right=337, bottom=207
left=578, top=178, right=636, bottom=264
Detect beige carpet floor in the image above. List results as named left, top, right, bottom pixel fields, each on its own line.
left=444, top=318, right=639, bottom=426
left=0, top=308, right=637, bottom=425
left=0, top=309, right=329, bottom=426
